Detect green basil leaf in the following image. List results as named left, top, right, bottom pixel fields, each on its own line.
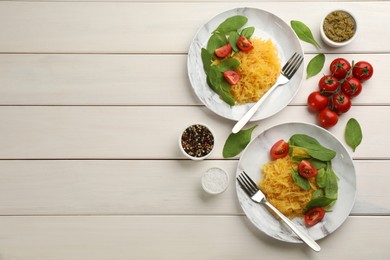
left=214, top=15, right=248, bottom=34
left=219, top=80, right=235, bottom=105
left=292, top=169, right=311, bottom=190
left=207, top=66, right=235, bottom=106
left=228, top=31, right=240, bottom=52
left=290, top=20, right=321, bottom=49
left=311, top=189, right=324, bottom=200
left=305, top=196, right=336, bottom=213
left=241, top=26, right=255, bottom=39
left=201, top=48, right=213, bottom=75
left=289, top=134, right=336, bottom=161
left=307, top=158, right=327, bottom=169
left=223, top=125, right=257, bottom=158
left=315, top=168, right=327, bottom=188
left=218, top=58, right=240, bottom=72
left=207, top=33, right=227, bottom=54
left=306, top=54, right=325, bottom=79
left=208, top=66, right=222, bottom=89
left=219, top=89, right=235, bottom=106
left=324, top=162, right=338, bottom=200
left=345, top=118, right=363, bottom=152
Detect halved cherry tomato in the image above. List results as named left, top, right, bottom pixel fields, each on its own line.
left=330, top=58, right=351, bottom=80
left=304, top=207, right=325, bottom=226
left=318, top=108, right=338, bottom=128
left=298, top=160, right=318, bottom=178
left=214, top=44, right=232, bottom=58
left=307, top=91, right=328, bottom=112
left=341, top=77, right=363, bottom=98
left=223, top=70, right=240, bottom=85
left=332, top=92, right=352, bottom=114
left=236, top=36, right=254, bottom=52
left=270, top=140, right=289, bottom=159
left=352, top=61, right=374, bottom=82
left=318, top=75, right=339, bottom=96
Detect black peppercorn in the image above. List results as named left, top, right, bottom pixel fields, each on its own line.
left=181, top=124, right=214, bottom=158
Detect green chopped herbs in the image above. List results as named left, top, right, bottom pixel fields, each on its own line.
left=223, top=125, right=257, bottom=158
left=181, top=125, right=214, bottom=158
left=345, top=118, right=363, bottom=152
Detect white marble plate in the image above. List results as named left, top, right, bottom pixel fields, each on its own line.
left=236, top=122, right=356, bottom=242
left=187, top=8, right=304, bottom=121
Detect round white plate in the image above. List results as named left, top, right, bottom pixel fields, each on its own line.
left=187, top=8, right=304, bottom=121
left=236, top=122, right=356, bottom=242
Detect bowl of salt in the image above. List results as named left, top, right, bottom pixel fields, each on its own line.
left=201, top=167, right=230, bottom=195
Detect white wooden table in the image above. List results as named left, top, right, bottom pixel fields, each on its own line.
left=0, top=0, right=389, bottom=258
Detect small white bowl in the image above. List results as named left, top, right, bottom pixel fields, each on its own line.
left=179, top=123, right=215, bottom=160
left=320, top=10, right=357, bottom=48
left=201, top=167, right=230, bottom=195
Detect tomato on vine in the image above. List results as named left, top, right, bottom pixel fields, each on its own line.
left=341, top=77, right=362, bottom=98
left=332, top=93, right=352, bottom=114
left=353, top=61, right=374, bottom=82
left=318, top=75, right=339, bottom=96
left=308, top=57, right=373, bottom=129
left=330, top=58, right=351, bottom=80
left=318, top=108, right=338, bottom=128
left=307, top=91, right=328, bottom=112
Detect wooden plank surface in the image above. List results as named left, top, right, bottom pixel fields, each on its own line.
left=0, top=2, right=389, bottom=53
left=0, top=216, right=388, bottom=259
left=0, top=159, right=388, bottom=216
left=0, top=0, right=389, bottom=259
left=0, top=54, right=387, bottom=105
left=0, top=106, right=387, bottom=159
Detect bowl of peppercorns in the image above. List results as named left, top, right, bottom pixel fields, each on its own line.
left=179, top=124, right=215, bottom=160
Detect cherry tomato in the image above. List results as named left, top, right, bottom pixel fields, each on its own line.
left=318, top=108, right=338, bottom=128
left=298, top=160, right=318, bottom=178
left=352, top=61, right=374, bottom=82
left=304, top=207, right=325, bottom=227
left=332, top=92, right=352, bottom=114
left=214, top=44, right=232, bottom=58
left=236, top=36, right=254, bottom=52
left=270, top=140, right=289, bottom=159
left=223, top=70, right=240, bottom=85
left=330, top=58, right=351, bottom=80
left=318, top=75, right=339, bottom=96
left=341, top=77, right=363, bottom=98
left=307, top=91, right=329, bottom=112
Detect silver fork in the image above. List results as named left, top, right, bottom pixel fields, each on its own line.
left=237, top=171, right=321, bottom=252
left=232, top=52, right=303, bottom=133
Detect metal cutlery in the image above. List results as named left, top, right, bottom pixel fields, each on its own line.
left=237, top=171, right=321, bottom=252
left=232, top=52, right=303, bottom=133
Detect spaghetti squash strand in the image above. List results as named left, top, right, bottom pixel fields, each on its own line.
left=259, top=156, right=317, bottom=219
left=231, top=38, right=281, bottom=104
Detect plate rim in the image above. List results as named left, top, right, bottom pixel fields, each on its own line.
left=187, top=7, right=304, bottom=121
left=235, top=121, right=357, bottom=242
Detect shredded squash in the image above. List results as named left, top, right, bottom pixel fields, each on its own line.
left=259, top=156, right=317, bottom=219
left=231, top=38, right=281, bottom=104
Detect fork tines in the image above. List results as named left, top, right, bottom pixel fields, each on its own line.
left=282, top=52, right=303, bottom=79
left=237, top=171, right=258, bottom=196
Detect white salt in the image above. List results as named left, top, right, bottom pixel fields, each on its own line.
left=202, top=167, right=229, bottom=194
